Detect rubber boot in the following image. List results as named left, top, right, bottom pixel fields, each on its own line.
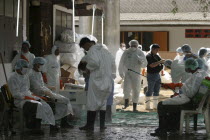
left=79, top=111, right=96, bottom=131
left=145, top=97, right=152, bottom=110
left=106, top=105, right=112, bottom=123
left=122, top=99, right=129, bottom=109
left=61, top=116, right=74, bottom=128
left=153, top=96, right=159, bottom=110
left=100, top=110, right=106, bottom=130
left=133, top=103, right=138, bottom=112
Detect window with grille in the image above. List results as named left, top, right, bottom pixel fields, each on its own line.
left=185, top=29, right=210, bottom=38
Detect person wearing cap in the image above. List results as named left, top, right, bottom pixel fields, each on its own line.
left=181, top=44, right=198, bottom=60
left=29, top=57, right=74, bottom=130
left=174, top=47, right=184, bottom=61
left=151, top=58, right=208, bottom=136
left=78, top=37, right=116, bottom=131
left=43, top=46, right=61, bottom=93
left=145, top=44, right=165, bottom=110
left=119, top=40, right=148, bottom=112
left=12, top=41, right=35, bottom=70
left=8, top=59, right=55, bottom=134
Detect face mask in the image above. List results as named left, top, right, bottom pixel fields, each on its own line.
left=38, top=65, right=44, bottom=72
left=21, top=68, right=28, bottom=75
left=21, top=51, right=29, bottom=56
left=131, top=47, right=137, bottom=51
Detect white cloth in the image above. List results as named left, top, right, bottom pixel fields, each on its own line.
left=118, top=48, right=147, bottom=103
left=171, top=60, right=191, bottom=83
left=86, top=44, right=116, bottom=111
left=44, top=54, right=61, bottom=93
left=8, top=72, right=55, bottom=125
left=115, top=48, right=124, bottom=77
left=29, top=69, right=73, bottom=120
left=163, top=69, right=208, bottom=105
left=12, top=52, right=35, bottom=70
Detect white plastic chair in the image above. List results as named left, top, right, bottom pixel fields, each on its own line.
left=179, top=89, right=210, bottom=135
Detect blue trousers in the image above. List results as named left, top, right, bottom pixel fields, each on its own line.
left=146, top=73, right=161, bottom=97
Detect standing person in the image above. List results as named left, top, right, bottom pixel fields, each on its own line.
left=119, top=40, right=147, bottom=112
left=174, top=47, right=184, bottom=61
left=43, top=46, right=61, bottom=93
left=12, top=41, right=35, bottom=70
left=8, top=59, right=55, bottom=134
left=79, top=36, right=116, bottom=131
left=115, top=43, right=126, bottom=83
left=29, top=57, right=74, bottom=129
left=145, top=44, right=165, bottom=110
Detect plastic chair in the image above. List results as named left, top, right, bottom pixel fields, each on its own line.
left=0, top=85, right=24, bottom=134
left=179, top=89, right=210, bottom=135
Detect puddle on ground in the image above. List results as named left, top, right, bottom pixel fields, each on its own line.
left=0, top=111, right=209, bottom=140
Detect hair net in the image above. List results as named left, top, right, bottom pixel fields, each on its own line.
left=15, top=59, right=29, bottom=70
left=176, top=47, right=183, bottom=53
left=185, top=58, right=199, bottom=70
left=33, top=57, right=46, bottom=65
left=164, top=59, right=173, bottom=69
left=129, top=40, right=139, bottom=47
left=86, top=35, right=98, bottom=43
left=198, top=48, right=207, bottom=58
left=196, top=58, right=205, bottom=69
left=22, top=41, right=31, bottom=48
left=52, top=45, right=59, bottom=54
left=181, top=44, right=192, bottom=53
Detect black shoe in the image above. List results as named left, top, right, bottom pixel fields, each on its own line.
left=79, top=111, right=96, bottom=131
left=122, top=99, right=129, bottom=109
left=150, top=128, right=167, bottom=137
left=50, top=125, right=60, bottom=132
left=79, top=125, right=94, bottom=131
left=133, top=103, right=138, bottom=112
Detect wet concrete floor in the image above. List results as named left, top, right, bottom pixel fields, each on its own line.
left=0, top=111, right=209, bottom=140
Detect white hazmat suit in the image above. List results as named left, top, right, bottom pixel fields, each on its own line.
left=8, top=72, right=55, bottom=125
left=44, top=46, right=61, bottom=93
left=29, top=69, right=73, bottom=120
left=119, top=47, right=148, bottom=103
left=86, top=44, right=116, bottom=111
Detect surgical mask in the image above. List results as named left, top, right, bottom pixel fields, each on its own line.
left=21, top=68, right=28, bottom=75
left=21, top=51, right=29, bottom=56
left=131, top=47, right=137, bottom=51
left=38, top=65, right=44, bottom=72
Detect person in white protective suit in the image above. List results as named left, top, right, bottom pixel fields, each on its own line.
left=174, top=47, right=184, bottom=61
left=198, top=47, right=208, bottom=63
left=119, top=40, right=148, bottom=112
left=8, top=59, right=55, bottom=134
left=78, top=36, right=116, bottom=131
left=29, top=57, right=74, bottom=130
left=43, top=46, right=61, bottom=93
left=115, top=43, right=126, bottom=83
left=171, top=45, right=193, bottom=83
left=12, top=41, right=35, bottom=70
left=151, top=58, right=208, bottom=136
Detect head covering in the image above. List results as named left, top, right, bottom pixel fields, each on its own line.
left=181, top=44, right=192, bottom=53
left=129, top=40, right=139, bottom=47
left=164, top=59, right=173, bottom=69
left=196, top=58, right=205, bottom=69
left=15, top=59, right=29, bottom=70
left=52, top=45, right=59, bottom=55
left=176, top=47, right=183, bottom=53
left=198, top=48, right=207, bottom=58
left=22, top=41, right=31, bottom=48
left=149, top=44, right=160, bottom=51
left=185, top=58, right=199, bottom=70
left=86, top=35, right=98, bottom=43
left=33, top=57, right=46, bottom=65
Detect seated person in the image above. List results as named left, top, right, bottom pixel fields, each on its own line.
left=29, top=57, right=74, bottom=129
left=8, top=59, right=55, bottom=134
left=151, top=58, right=208, bottom=136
